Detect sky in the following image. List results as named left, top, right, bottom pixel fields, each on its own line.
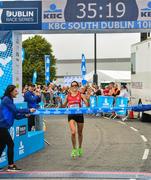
left=22, top=33, right=140, bottom=60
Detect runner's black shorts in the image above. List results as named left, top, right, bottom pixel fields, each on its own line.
left=68, top=114, right=84, bottom=123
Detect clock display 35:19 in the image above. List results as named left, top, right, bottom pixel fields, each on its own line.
left=76, top=2, right=126, bottom=19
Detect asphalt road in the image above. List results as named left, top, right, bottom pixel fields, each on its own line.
left=15, top=115, right=151, bottom=174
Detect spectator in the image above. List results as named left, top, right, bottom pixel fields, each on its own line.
left=103, top=85, right=110, bottom=96
left=94, top=85, right=102, bottom=96
left=24, top=84, right=41, bottom=131
left=108, top=82, right=115, bottom=96
left=85, top=86, right=94, bottom=102
left=119, top=85, right=129, bottom=99
left=22, top=85, right=28, bottom=96
left=42, top=86, right=51, bottom=106
left=112, top=84, right=120, bottom=97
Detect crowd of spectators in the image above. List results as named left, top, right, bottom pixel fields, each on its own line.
left=22, top=82, right=129, bottom=108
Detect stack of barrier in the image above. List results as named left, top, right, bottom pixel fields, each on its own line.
left=112, top=97, right=129, bottom=120
left=89, top=95, right=129, bottom=120
left=97, top=96, right=114, bottom=113
left=89, top=95, right=114, bottom=113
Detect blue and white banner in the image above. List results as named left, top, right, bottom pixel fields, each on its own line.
left=44, top=55, right=51, bottom=85
left=32, top=71, right=37, bottom=84
left=33, top=104, right=151, bottom=116
left=81, top=54, right=87, bottom=85
left=0, top=1, right=41, bottom=30
left=42, top=0, right=151, bottom=32
left=33, top=106, right=130, bottom=116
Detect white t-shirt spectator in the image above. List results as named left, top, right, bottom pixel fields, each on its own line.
left=119, top=88, right=129, bottom=99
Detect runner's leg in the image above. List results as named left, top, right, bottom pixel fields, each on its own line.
left=77, top=122, right=84, bottom=148
left=68, top=120, right=76, bottom=149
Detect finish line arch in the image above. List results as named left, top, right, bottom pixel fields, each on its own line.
left=0, top=0, right=150, bottom=98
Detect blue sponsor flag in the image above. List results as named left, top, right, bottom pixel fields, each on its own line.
left=22, top=48, right=25, bottom=62
left=44, top=55, right=51, bottom=85
left=32, top=71, right=37, bottom=84
left=81, top=54, right=87, bottom=85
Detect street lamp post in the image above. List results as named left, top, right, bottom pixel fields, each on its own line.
left=93, top=33, right=98, bottom=85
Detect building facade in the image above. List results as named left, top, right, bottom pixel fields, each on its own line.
left=56, top=58, right=130, bottom=82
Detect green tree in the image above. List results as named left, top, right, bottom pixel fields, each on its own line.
left=22, top=35, right=56, bottom=85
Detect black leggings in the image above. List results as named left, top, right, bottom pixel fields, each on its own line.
left=0, top=128, right=14, bottom=165
left=28, top=115, right=35, bottom=131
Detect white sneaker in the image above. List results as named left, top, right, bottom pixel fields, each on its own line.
left=96, top=113, right=100, bottom=117
left=122, top=117, right=127, bottom=121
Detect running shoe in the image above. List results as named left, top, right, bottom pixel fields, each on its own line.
left=71, top=148, right=77, bottom=158
left=77, top=148, right=83, bottom=157
left=7, top=164, right=22, bottom=172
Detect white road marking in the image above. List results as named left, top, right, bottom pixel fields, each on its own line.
left=130, top=127, right=138, bottom=132
left=118, top=121, right=126, bottom=125
left=142, top=149, right=149, bottom=160
left=141, top=135, right=148, bottom=142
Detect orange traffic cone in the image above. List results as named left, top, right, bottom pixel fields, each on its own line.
left=129, top=110, right=134, bottom=119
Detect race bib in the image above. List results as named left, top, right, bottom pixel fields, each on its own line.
left=69, top=104, right=80, bottom=108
